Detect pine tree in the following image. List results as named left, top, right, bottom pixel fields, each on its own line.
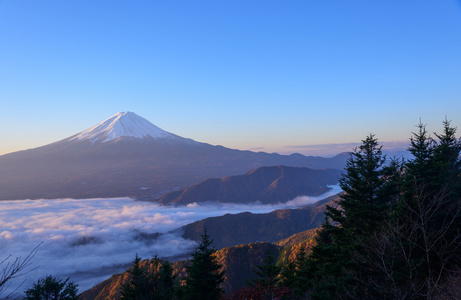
left=395, top=119, right=461, bottom=298
left=158, top=261, right=176, bottom=300
left=280, top=260, right=296, bottom=289
left=406, top=121, right=434, bottom=184
left=120, top=254, right=151, bottom=300
left=281, top=245, right=310, bottom=299
left=304, top=219, right=348, bottom=299
left=121, top=254, right=177, bottom=300
left=332, top=134, right=396, bottom=233
left=241, top=250, right=294, bottom=300
left=432, top=118, right=461, bottom=195
left=305, top=134, right=400, bottom=299
left=24, top=275, right=78, bottom=300
left=301, top=121, right=461, bottom=299
left=293, top=245, right=309, bottom=288
left=250, top=251, right=281, bottom=288
left=184, top=228, right=225, bottom=300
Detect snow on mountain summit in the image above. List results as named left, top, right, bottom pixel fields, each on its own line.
left=70, top=112, right=183, bottom=143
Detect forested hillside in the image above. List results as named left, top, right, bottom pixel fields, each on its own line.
left=80, top=241, right=283, bottom=299
left=175, top=193, right=339, bottom=249
left=80, top=228, right=321, bottom=300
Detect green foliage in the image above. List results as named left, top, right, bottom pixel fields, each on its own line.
left=184, top=228, right=226, bottom=300
left=280, top=245, right=311, bottom=299
left=334, top=134, right=399, bottom=233
left=280, top=260, right=296, bottom=288
left=249, top=251, right=281, bottom=288
left=120, top=254, right=177, bottom=300
left=302, top=120, right=461, bottom=299
left=304, top=134, right=401, bottom=299
left=393, top=119, right=461, bottom=298
left=232, top=250, right=292, bottom=300
left=214, top=242, right=281, bottom=294
left=158, top=261, right=176, bottom=300
left=24, top=275, right=78, bottom=300
left=228, top=283, right=290, bottom=300
left=304, top=219, right=348, bottom=299
left=120, top=254, right=150, bottom=300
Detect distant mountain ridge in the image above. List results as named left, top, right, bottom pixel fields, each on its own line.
left=173, top=193, right=341, bottom=249
left=0, top=112, right=348, bottom=200
left=156, top=165, right=341, bottom=205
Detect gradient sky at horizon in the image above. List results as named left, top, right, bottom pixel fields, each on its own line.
left=1, top=1, right=460, bottom=156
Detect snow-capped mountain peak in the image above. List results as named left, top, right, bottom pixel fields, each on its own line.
left=70, top=111, right=182, bottom=143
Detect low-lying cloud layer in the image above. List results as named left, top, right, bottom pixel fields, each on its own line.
left=0, top=185, right=341, bottom=295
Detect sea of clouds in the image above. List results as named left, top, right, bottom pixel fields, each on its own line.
left=0, top=185, right=341, bottom=296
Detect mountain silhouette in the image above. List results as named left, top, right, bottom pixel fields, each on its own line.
left=0, top=112, right=347, bottom=200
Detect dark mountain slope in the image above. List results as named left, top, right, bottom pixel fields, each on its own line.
left=276, top=228, right=319, bottom=265
left=0, top=138, right=347, bottom=200
left=157, top=165, right=341, bottom=205
left=174, top=194, right=341, bottom=249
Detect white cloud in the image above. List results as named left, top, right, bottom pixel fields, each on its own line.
left=0, top=186, right=341, bottom=296
left=284, top=185, right=342, bottom=207
left=0, top=231, right=13, bottom=239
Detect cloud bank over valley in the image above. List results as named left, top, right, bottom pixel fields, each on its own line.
left=0, top=185, right=341, bottom=294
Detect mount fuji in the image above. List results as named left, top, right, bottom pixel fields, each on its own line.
left=69, top=111, right=196, bottom=144
left=0, top=112, right=348, bottom=200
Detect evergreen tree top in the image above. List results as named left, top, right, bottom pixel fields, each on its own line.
left=185, top=228, right=225, bottom=300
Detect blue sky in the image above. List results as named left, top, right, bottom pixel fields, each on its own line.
left=1, top=0, right=460, bottom=156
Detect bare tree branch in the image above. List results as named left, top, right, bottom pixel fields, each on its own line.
left=0, top=242, right=42, bottom=299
